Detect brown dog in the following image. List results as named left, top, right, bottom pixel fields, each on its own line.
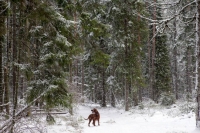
left=85, top=108, right=100, bottom=126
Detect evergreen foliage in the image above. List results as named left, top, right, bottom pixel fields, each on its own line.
left=105, top=0, right=148, bottom=108
left=0, top=0, right=199, bottom=131
left=77, top=0, right=110, bottom=106
left=155, top=34, right=171, bottom=101
left=26, top=1, right=79, bottom=111
left=159, top=92, right=175, bottom=106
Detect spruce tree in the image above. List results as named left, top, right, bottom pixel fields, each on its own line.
left=25, top=1, right=79, bottom=113
left=77, top=0, right=110, bottom=107
left=105, top=0, right=148, bottom=110
left=155, top=33, right=172, bottom=104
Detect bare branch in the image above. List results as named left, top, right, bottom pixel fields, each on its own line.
left=133, top=0, right=196, bottom=26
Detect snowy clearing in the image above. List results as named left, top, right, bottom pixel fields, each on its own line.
left=45, top=101, right=200, bottom=133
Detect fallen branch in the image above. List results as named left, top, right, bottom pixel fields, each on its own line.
left=32, top=112, right=67, bottom=115
left=0, top=90, right=47, bottom=133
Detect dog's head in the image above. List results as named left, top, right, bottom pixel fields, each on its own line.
left=91, top=108, right=98, bottom=113
left=91, top=109, right=95, bottom=113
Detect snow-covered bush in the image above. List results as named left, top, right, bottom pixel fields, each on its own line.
left=13, top=116, right=47, bottom=133
left=141, top=97, right=157, bottom=108
left=67, top=116, right=82, bottom=129
left=159, top=92, right=175, bottom=106
left=138, top=102, right=144, bottom=109
left=179, top=101, right=196, bottom=114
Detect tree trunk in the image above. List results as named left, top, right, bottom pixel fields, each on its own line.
left=186, top=47, right=192, bottom=95
left=137, top=13, right=142, bottom=103
left=4, top=67, right=9, bottom=118
left=11, top=1, right=18, bottom=132
left=172, top=13, right=178, bottom=100
left=94, top=84, right=97, bottom=103
left=81, top=60, right=84, bottom=96
left=152, top=0, right=156, bottom=101
left=133, top=90, right=138, bottom=106
left=125, top=75, right=129, bottom=111
left=196, top=0, right=200, bottom=128
left=20, top=77, right=24, bottom=99
left=124, top=17, right=129, bottom=111
left=111, top=68, right=116, bottom=107
left=102, top=67, right=106, bottom=107
left=5, top=0, right=10, bottom=118
left=111, top=88, right=115, bottom=107
left=174, top=46, right=178, bottom=99
left=148, top=36, right=152, bottom=99
left=0, top=36, right=3, bottom=113
left=0, top=0, right=7, bottom=112
left=69, top=63, right=72, bottom=83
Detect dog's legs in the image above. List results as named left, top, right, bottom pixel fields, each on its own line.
left=93, top=120, right=95, bottom=126
left=88, top=119, right=92, bottom=127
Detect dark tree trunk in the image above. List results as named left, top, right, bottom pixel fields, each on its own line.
left=186, top=47, right=192, bottom=96
left=0, top=37, right=3, bottom=112
left=4, top=67, right=9, bottom=117
left=102, top=67, right=106, bottom=107
left=152, top=0, right=156, bottom=101
left=111, top=88, right=115, bottom=107
left=111, top=68, right=116, bottom=107
left=20, top=77, right=24, bottom=99
left=173, top=46, right=179, bottom=99
left=196, top=0, right=200, bottom=128
left=0, top=0, right=7, bottom=112
left=81, top=61, right=84, bottom=96
left=124, top=17, right=129, bottom=111
left=11, top=2, right=18, bottom=132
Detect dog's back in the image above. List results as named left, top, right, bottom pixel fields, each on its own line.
left=85, top=114, right=95, bottom=120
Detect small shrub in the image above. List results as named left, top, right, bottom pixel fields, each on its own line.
left=138, top=102, right=144, bottom=109
left=179, top=102, right=195, bottom=113
left=159, top=92, right=175, bottom=106
left=46, top=113, right=55, bottom=125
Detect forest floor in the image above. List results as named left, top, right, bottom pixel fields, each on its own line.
left=46, top=100, right=199, bottom=133
left=1, top=99, right=200, bottom=133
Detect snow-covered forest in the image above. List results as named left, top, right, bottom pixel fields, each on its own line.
left=0, top=0, right=200, bottom=132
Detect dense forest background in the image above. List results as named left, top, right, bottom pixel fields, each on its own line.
left=1, top=0, right=200, bottom=132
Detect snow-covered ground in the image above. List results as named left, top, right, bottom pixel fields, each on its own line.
left=45, top=101, right=200, bottom=133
